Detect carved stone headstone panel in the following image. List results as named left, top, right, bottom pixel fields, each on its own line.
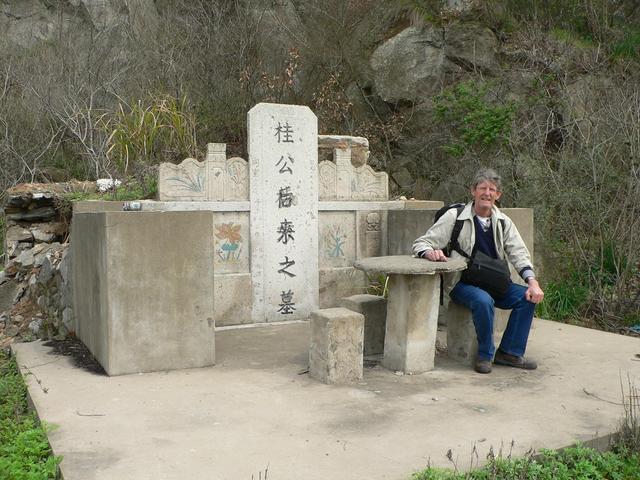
left=158, top=143, right=249, bottom=201
left=225, top=157, right=249, bottom=200
left=317, top=147, right=388, bottom=201
left=248, top=103, right=319, bottom=322
left=318, top=161, right=337, bottom=201
left=158, top=158, right=207, bottom=201
left=352, top=164, right=389, bottom=200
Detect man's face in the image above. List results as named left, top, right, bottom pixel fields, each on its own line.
left=471, top=180, right=501, bottom=212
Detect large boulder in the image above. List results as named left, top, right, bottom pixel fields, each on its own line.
left=444, top=22, right=499, bottom=73
left=370, top=26, right=445, bottom=103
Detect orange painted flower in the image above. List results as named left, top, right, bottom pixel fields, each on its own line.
left=215, top=223, right=242, bottom=244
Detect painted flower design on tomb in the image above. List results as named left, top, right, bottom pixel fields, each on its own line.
left=215, top=223, right=243, bottom=263
left=324, top=225, right=347, bottom=258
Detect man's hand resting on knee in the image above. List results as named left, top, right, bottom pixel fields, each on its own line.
left=525, top=278, right=544, bottom=304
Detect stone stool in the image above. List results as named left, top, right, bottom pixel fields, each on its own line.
left=445, top=302, right=478, bottom=366
left=309, top=308, right=364, bottom=384
left=445, top=302, right=511, bottom=366
left=338, top=294, right=386, bottom=355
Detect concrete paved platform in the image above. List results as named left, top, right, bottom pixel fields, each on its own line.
left=13, top=319, right=640, bottom=480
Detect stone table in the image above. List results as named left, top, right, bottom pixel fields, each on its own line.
left=353, top=255, right=466, bottom=373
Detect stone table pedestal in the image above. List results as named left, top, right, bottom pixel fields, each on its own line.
left=353, top=255, right=466, bottom=373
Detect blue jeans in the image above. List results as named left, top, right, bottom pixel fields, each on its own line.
left=450, top=282, right=536, bottom=361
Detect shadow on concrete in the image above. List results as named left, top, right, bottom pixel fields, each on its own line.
left=43, top=337, right=106, bottom=375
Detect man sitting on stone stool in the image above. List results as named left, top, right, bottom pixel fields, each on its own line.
left=413, top=168, right=544, bottom=374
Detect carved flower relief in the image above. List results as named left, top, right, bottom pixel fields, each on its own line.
left=224, top=158, right=249, bottom=200
left=319, top=161, right=337, bottom=200
left=163, top=160, right=206, bottom=193
left=366, top=212, right=381, bottom=231
left=354, top=168, right=383, bottom=199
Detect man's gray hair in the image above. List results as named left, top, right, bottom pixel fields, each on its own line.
left=472, top=168, right=502, bottom=191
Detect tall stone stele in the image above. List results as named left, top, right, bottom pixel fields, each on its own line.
left=248, top=103, right=319, bottom=323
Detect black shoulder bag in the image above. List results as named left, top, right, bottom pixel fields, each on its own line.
left=450, top=219, right=511, bottom=299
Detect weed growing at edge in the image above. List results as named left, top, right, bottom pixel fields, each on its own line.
left=412, top=445, right=640, bottom=480
left=0, top=351, right=61, bottom=480
left=413, top=378, right=640, bottom=479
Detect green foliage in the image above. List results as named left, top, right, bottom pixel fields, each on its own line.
left=104, top=94, right=198, bottom=177
left=0, top=352, right=61, bottom=479
left=366, top=273, right=389, bottom=298
left=596, top=241, right=627, bottom=287
left=481, top=0, right=616, bottom=43
left=611, top=28, right=640, bottom=60
left=434, top=82, right=515, bottom=158
left=412, top=445, right=640, bottom=480
left=550, top=28, right=595, bottom=48
left=537, top=279, right=589, bottom=321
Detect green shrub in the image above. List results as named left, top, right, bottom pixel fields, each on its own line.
left=550, top=27, right=595, bottom=48
left=481, top=0, right=615, bottom=42
left=611, top=28, right=640, bottom=60
left=0, top=352, right=61, bottom=479
left=434, top=81, right=515, bottom=158
left=537, top=280, right=589, bottom=321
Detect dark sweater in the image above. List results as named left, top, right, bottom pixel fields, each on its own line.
left=473, top=216, right=498, bottom=259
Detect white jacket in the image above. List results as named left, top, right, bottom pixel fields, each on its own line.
left=412, top=202, right=534, bottom=294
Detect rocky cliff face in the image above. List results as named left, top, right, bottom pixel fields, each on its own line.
left=369, top=22, right=499, bottom=104
left=0, top=0, right=159, bottom=49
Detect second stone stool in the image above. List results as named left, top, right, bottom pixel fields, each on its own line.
left=309, top=307, right=364, bottom=384
left=338, top=294, right=386, bottom=355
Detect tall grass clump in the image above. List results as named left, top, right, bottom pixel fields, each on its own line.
left=104, top=94, right=199, bottom=177
left=616, top=377, right=640, bottom=454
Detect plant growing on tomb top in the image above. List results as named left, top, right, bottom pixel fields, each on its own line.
left=434, top=81, right=516, bottom=158
left=104, top=94, right=199, bottom=178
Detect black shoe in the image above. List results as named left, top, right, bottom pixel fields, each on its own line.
left=474, top=358, right=492, bottom=374
left=493, top=350, right=537, bottom=370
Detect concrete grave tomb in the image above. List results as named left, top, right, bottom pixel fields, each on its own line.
left=68, top=102, right=537, bottom=377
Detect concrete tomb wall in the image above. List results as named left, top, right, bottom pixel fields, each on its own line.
left=72, top=211, right=215, bottom=376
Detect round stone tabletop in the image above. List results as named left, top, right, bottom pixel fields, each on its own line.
left=353, top=255, right=467, bottom=275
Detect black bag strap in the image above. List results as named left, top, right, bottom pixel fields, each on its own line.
left=449, top=205, right=469, bottom=259
left=439, top=205, right=465, bottom=305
